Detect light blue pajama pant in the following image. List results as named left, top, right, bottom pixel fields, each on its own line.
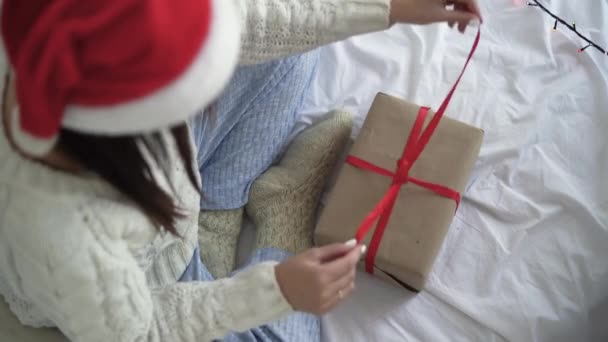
left=180, top=50, right=322, bottom=342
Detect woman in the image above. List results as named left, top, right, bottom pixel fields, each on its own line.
left=0, top=0, right=481, bottom=341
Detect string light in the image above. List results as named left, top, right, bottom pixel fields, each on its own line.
left=527, top=0, right=607, bottom=56
left=579, top=44, right=592, bottom=53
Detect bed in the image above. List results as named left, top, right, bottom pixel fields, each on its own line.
left=297, top=0, right=608, bottom=341
left=1, top=0, right=607, bottom=341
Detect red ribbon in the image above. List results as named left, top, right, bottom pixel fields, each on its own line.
left=348, top=29, right=481, bottom=274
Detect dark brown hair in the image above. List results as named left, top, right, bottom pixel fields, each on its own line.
left=2, top=73, right=198, bottom=235
left=57, top=125, right=200, bottom=236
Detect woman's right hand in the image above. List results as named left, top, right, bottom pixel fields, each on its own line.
left=275, top=241, right=365, bottom=315
left=390, top=0, right=483, bottom=33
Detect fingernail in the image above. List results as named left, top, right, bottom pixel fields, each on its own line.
left=344, top=239, right=357, bottom=247
left=361, top=245, right=367, bottom=255
left=468, top=19, right=480, bottom=28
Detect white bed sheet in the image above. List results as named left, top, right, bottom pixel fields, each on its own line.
left=298, top=1, right=608, bottom=341
left=1, top=1, right=607, bottom=341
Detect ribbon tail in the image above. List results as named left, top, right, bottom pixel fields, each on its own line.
left=354, top=184, right=401, bottom=243
left=365, top=185, right=400, bottom=273
left=414, top=29, right=481, bottom=162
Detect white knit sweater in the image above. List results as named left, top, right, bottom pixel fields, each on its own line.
left=0, top=1, right=390, bottom=341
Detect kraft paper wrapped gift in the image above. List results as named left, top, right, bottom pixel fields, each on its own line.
left=314, top=93, right=484, bottom=292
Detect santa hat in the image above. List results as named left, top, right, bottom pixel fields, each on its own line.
left=1, top=0, right=241, bottom=156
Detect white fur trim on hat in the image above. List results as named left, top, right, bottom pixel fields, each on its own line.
left=61, top=0, right=241, bottom=135
left=9, top=107, right=58, bottom=156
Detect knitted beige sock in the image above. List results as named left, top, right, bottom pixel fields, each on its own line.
left=246, top=110, right=353, bottom=254
left=198, top=208, right=243, bottom=279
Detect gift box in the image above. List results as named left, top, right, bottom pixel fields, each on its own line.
left=314, top=30, right=483, bottom=292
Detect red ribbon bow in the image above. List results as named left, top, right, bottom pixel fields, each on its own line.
left=348, top=29, right=481, bottom=274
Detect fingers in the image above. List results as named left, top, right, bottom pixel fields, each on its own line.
left=311, top=262, right=357, bottom=315
left=320, top=282, right=356, bottom=314
left=459, top=0, right=482, bottom=20
left=457, top=16, right=468, bottom=34
left=309, top=240, right=359, bottom=263
left=442, top=8, right=477, bottom=25
left=326, top=265, right=356, bottom=297
left=309, top=243, right=352, bottom=262
left=443, top=0, right=482, bottom=33
left=442, top=8, right=478, bottom=33
left=298, top=243, right=364, bottom=315
left=449, top=0, right=482, bottom=20
left=320, top=244, right=364, bottom=281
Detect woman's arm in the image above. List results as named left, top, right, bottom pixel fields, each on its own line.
left=31, top=209, right=292, bottom=342
left=236, top=0, right=391, bottom=65
left=236, top=0, right=482, bottom=65
left=46, top=247, right=290, bottom=342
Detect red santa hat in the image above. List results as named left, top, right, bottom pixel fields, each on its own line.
left=1, top=0, right=241, bottom=156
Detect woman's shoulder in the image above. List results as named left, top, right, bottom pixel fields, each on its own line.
left=0, top=174, right=157, bottom=265
left=0, top=126, right=194, bottom=267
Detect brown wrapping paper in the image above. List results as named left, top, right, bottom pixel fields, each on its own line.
left=315, top=93, right=484, bottom=292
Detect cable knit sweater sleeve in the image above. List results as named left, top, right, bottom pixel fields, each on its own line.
left=36, top=204, right=292, bottom=342
left=237, top=0, right=391, bottom=65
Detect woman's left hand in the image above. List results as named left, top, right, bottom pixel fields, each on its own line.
left=390, top=0, right=483, bottom=33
